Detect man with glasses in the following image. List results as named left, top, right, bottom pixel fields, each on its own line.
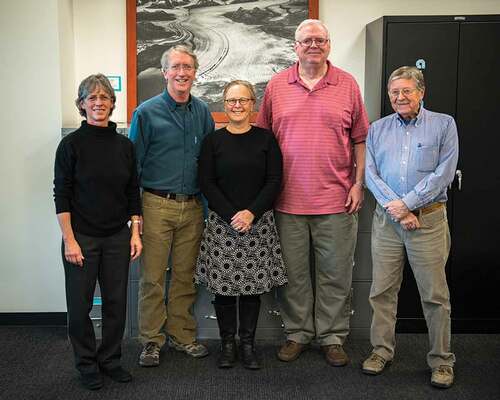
left=257, top=19, right=369, bottom=367
left=363, top=66, right=458, bottom=389
left=129, top=45, right=214, bottom=367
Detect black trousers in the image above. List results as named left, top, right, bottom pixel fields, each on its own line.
left=62, top=226, right=130, bottom=374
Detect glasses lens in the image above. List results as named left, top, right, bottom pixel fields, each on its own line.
left=389, top=88, right=416, bottom=97
left=300, top=38, right=328, bottom=47
left=226, top=98, right=251, bottom=106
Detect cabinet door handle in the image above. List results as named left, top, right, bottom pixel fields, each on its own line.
left=456, top=169, right=462, bottom=191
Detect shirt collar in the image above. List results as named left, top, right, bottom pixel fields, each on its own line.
left=395, top=105, right=426, bottom=127
left=288, top=60, right=339, bottom=87
left=162, top=89, right=193, bottom=111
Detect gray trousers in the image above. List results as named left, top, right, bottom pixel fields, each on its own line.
left=369, top=204, right=455, bottom=368
left=275, top=211, right=357, bottom=345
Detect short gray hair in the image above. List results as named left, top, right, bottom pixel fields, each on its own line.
left=387, top=66, right=425, bottom=92
left=295, top=19, right=330, bottom=40
left=75, top=73, right=116, bottom=117
left=222, top=80, right=256, bottom=101
left=160, top=45, right=199, bottom=71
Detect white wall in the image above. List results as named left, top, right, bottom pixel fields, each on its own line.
left=0, top=0, right=65, bottom=311
left=66, top=0, right=128, bottom=125
left=0, top=0, right=499, bottom=313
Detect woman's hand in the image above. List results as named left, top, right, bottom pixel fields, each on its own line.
left=231, top=210, right=255, bottom=233
left=130, top=232, right=143, bottom=261
left=130, top=215, right=143, bottom=260
left=64, top=237, right=84, bottom=267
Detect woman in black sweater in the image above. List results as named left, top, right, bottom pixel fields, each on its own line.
left=195, top=80, right=287, bottom=369
left=53, top=74, right=142, bottom=390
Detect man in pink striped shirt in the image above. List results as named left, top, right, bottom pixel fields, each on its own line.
left=257, top=19, right=369, bottom=367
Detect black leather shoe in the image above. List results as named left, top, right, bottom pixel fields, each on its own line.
left=238, top=298, right=262, bottom=370
left=218, top=337, right=237, bottom=368
left=100, top=366, right=132, bottom=383
left=80, top=372, right=104, bottom=390
left=240, top=342, right=261, bottom=370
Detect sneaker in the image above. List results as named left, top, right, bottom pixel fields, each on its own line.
left=169, top=336, right=209, bottom=358
left=431, top=365, right=454, bottom=389
left=277, top=340, right=307, bottom=362
left=362, top=352, right=390, bottom=375
left=139, top=342, right=160, bottom=367
left=321, top=344, right=349, bottom=367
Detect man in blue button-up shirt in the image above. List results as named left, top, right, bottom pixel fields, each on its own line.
left=362, top=66, right=458, bottom=389
left=129, top=45, right=214, bottom=367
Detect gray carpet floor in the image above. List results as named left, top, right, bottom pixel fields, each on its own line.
left=0, top=327, right=499, bottom=400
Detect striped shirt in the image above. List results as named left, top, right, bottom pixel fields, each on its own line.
left=256, top=61, right=369, bottom=214
left=365, top=107, right=459, bottom=210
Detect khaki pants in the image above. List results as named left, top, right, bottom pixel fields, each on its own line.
left=369, top=204, right=455, bottom=368
left=275, top=211, right=358, bottom=345
left=138, top=191, right=204, bottom=347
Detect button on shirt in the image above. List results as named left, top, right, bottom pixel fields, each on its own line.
left=129, top=90, right=215, bottom=194
left=365, top=107, right=459, bottom=210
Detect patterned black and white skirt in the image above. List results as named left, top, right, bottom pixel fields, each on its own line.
left=195, top=209, right=287, bottom=296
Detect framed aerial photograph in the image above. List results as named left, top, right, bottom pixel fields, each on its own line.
left=127, top=0, right=319, bottom=122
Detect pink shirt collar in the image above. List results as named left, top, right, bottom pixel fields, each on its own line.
left=287, top=60, right=340, bottom=87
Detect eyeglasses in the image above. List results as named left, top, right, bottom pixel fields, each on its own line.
left=168, top=64, right=195, bottom=72
left=296, top=38, right=329, bottom=47
left=388, top=88, right=419, bottom=98
left=224, top=97, right=254, bottom=106
left=85, top=94, right=112, bottom=103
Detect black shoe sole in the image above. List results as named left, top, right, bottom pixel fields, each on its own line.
left=327, top=360, right=349, bottom=367
left=101, top=369, right=132, bottom=383
left=431, top=381, right=453, bottom=389
left=139, top=361, right=160, bottom=367
left=362, top=360, right=392, bottom=375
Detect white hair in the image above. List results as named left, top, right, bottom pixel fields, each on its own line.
left=295, top=19, right=330, bottom=40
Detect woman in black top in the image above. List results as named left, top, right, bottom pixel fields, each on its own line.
left=53, top=74, right=142, bottom=390
left=195, top=80, right=287, bottom=369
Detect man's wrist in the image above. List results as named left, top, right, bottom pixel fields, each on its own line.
left=353, top=181, right=366, bottom=189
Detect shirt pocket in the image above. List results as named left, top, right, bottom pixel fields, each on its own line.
left=416, top=144, right=438, bottom=172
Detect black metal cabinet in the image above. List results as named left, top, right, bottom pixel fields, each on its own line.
left=365, top=15, right=500, bottom=333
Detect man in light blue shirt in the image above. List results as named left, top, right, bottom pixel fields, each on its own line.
left=362, top=66, right=458, bottom=389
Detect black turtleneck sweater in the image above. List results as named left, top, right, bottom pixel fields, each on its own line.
left=53, top=120, right=141, bottom=237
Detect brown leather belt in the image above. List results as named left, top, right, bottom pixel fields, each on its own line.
left=416, top=202, right=444, bottom=215
left=144, top=188, right=196, bottom=202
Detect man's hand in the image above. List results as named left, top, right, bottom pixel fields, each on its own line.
left=64, top=237, right=84, bottom=267
left=231, top=210, right=255, bottom=233
left=345, top=183, right=364, bottom=214
left=385, top=200, right=410, bottom=221
left=400, top=212, right=420, bottom=231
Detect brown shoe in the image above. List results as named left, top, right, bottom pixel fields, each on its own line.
left=431, top=365, right=454, bottom=389
left=277, top=340, right=306, bottom=362
left=321, top=344, right=349, bottom=367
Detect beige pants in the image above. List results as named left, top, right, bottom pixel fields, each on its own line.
left=275, top=211, right=358, bottom=346
left=369, top=204, right=455, bottom=368
left=138, top=191, right=204, bottom=347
